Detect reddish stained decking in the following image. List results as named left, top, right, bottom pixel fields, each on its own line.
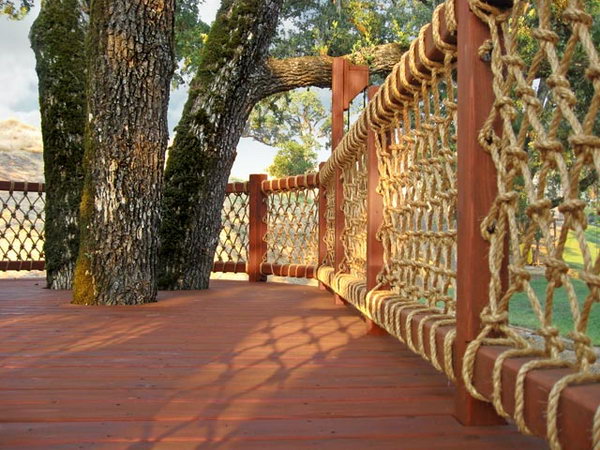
left=0, top=279, right=545, bottom=449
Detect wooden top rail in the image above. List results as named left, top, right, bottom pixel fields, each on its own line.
left=0, top=181, right=45, bottom=192
left=261, top=173, right=319, bottom=193
left=225, top=181, right=249, bottom=193
left=319, top=0, right=457, bottom=183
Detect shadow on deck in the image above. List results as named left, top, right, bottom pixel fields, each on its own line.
left=0, top=279, right=545, bottom=449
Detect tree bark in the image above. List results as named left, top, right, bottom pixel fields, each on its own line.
left=158, top=0, right=284, bottom=289
left=30, top=0, right=87, bottom=289
left=73, top=0, right=174, bottom=305
left=254, top=43, right=406, bottom=99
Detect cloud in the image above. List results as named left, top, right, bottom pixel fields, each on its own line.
left=0, top=7, right=41, bottom=128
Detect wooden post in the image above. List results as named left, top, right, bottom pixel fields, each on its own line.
left=365, top=85, right=386, bottom=335
left=248, top=174, right=268, bottom=282
left=454, top=0, right=504, bottom=425
left=317, top=162, right=328, bottom=290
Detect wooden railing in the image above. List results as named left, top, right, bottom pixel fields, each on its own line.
left=313, top=0, right=600, bottom=449
left=1, top=174, right=319, bottom=280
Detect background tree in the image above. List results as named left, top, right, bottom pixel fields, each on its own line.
left=72, top=0, right=175, bottom=305
left=30, top=0, right=87, bottom=289
left=244, top=89, right=327, bottom=177
left=268, top=142, right=317, bottom=178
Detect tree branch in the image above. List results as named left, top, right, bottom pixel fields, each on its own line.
left=252, top=42, right=407, bottom=100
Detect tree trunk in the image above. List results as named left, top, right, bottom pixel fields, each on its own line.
left=158, top=0, right=284, bottom=289
left=30, top=0, right=87, bottom=289
left=73, top=0, right=174, bottom=305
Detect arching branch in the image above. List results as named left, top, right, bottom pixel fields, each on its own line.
left=252, top=42, right=407, bottom=101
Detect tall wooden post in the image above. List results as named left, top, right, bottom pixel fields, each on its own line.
left=365, top=85, right=386, bottom=335
left=248, top=174, right=268, bottom=282
left=454, top=0, right=504, bottom=425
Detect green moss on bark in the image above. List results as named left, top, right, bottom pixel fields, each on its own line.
left=158, top=0, right=282, bottom=289
left=30, top=0, right=86, bottom=289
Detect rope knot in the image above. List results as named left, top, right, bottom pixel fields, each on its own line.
left=480, top=308, right=508, bottom=327
left=538, top=326, right=566, bottom=352
left=569, top=133, right=600, bottom=151
left=544, top=257, right=570, bottom=285
left=534, top=138, right=563, bottom=155
left=558, top=199, right=586, bottom=218
left=569, top=331, right=597, bottom=365
left=532, top=28, right=559, bottom=44
left=478, top=39, right=493, bottom=62
left=502, top=54, right=525, bottom=69
left=562, top=7, right=593, bottom=26
left=525, top=198, right=552, bottom=218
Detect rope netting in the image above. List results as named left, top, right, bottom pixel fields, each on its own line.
left=461, top=0, right=600, bottom=446
left=323, top=176, right=336, bottom=267
left=340, top=144, right=368, bottom=278
left=0, top=183, right=45, bottom=265
left=263, top=185, right=319, bottom=266
left=376, top=38, right=458, bottom=316
left=214, top=191, right=249, bottom=265
left=316, top=0, right=458, bottom=379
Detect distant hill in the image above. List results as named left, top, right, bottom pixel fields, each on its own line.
left=0, top=119, right=44, bottom=182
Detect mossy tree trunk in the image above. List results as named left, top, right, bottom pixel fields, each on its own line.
left=158, top=0, right=283, bottom=289
left=73, top=0, right=175, bottom=305
left=30, top=0, right=87, bottom=289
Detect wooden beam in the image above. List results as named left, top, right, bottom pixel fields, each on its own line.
left=454, top=0, right=504, bottom=426
left=248, top=174, right=268, bottom=282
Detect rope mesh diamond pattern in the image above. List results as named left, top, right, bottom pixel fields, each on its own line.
left=340, top=144, right=368, bottom=278
left=377, top=58, right=458, bottom=315
left=323, top=177, right=336, bottom=267
left=0, top=184, right=45, bottom=265
left=214, top=192, right=249, bottom=264
left=264, top=187, right=319, bottom=266
left=463, top=0, right=600, bottom=447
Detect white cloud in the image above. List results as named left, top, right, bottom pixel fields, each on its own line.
left=0, top=7, right=41, bottom=128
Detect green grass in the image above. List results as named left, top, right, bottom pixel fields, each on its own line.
left=563, top=223, right=600, bottom=271
left=509, top=276, right=600, bottom=345
left=509, top=223, right=599, bottom=344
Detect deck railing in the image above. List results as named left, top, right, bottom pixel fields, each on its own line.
left=1, top=0, right=599, bottom=447
left=1, top=174, right=319, bottom=280
left=317, top=0, right=599, bottom=448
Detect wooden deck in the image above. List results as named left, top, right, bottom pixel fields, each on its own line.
left=0, top=279, right=546, bottom=449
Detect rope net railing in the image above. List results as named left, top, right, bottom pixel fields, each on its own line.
left=213, top=185, right=250, bottom=269
left=316, top=0, right=599, bottom=446
left=317, top=0, right=459, bottom=380
left=262, top=177, right=319, bottom=268
left=0, top=181, right=45, bottom=271
left=460, top=0, right=600, bottom=445
left=340, top=136, right=368, bottom=278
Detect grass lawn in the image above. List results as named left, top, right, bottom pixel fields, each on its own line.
left=509, top=223, right=599, bottom=345
left=563, top=223, right=600, bottom=271
left=510, top=276, right=600, bottom=345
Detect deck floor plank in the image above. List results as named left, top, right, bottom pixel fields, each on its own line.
left=0, top=279, right=545, bottom=448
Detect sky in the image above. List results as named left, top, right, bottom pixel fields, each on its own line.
left=0, top=0, right=330, bottom=180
